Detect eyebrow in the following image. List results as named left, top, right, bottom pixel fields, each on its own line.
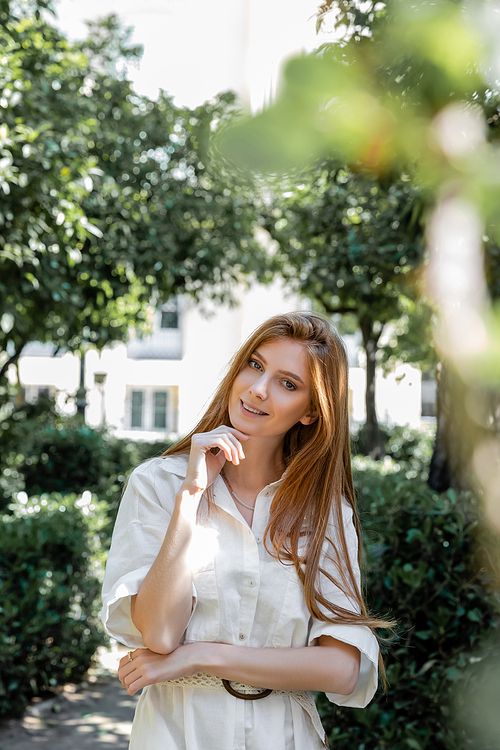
left=253, top=350, right=305, bottom=386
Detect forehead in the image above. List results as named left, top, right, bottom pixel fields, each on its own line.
left=253, top=339, right=310, bottom=379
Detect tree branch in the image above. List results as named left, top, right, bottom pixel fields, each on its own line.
left=318, top=301, right=358, bottom=316
left=0, top=348, right=23, bottom=381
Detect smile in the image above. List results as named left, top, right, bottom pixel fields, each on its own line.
left=241, top=400, right=268, bottom=416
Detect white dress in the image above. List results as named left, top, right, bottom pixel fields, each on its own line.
left=101, top=455, right=379, bottom=750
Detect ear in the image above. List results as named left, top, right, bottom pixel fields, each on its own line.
left=299, top=409, right=319, bottom=426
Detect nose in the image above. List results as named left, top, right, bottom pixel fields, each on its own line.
left=249, top=373, right=268, bottom=400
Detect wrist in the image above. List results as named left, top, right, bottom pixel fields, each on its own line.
left=174, top=487, right=204, bottom=523
left=190, top=642, right=224, bottom=676
left=177, top=481, right=205, bottom=498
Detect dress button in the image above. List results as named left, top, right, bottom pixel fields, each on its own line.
left=239, top=633, right=246, bottom=641
left=249, top=580, right=255, bottom=587
left=256, top=536, right=261, bottom=543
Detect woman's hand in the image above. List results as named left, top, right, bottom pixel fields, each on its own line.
left=182, top=426, right=249, bottom=496
left=118, top=645, right=200, bottom=696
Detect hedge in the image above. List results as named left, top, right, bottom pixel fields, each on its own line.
left=0, top=396, right=172, bottom=520
left=317, top=457, right=500, bottom=750
left=0, top=399, right=172, bottom=717
left=0, top=492, right=108, bottom=718
left=350, top=423, right=435, bottom=472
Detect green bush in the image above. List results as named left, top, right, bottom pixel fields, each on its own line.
left=0, top=397, right=173, bottom=522
left=0, top=395, right=62, bottom=510
left=351, top=423, right=435, bottom=474
left=0, top=492, right=108, bottom=718
left=317, top=457, right=500, bottom=750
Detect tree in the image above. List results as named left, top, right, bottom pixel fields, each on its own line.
left=0, top=6, right=264, bottom=390
left=264, top=162, right=424, bottom=456
left=220, top=0, right=500, bottom=491
left=378, top=296, right=437, bottom=373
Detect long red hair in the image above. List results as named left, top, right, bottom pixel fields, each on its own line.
left=165, top=311, right=392, bottom=670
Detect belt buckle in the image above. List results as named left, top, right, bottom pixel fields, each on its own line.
left=222, top=679, right=273, bottom=700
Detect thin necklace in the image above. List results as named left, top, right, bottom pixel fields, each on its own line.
left=221, top=469, right=256, bottom=511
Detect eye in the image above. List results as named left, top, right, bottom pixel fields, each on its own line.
left=282, top=379, right=296, bottom=391
left=249, top=359, right=262, bottom=371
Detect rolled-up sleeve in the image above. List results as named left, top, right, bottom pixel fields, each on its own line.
left=307, top=500, right=379, bottom=708
left=100, top=456, right=196, bottom=648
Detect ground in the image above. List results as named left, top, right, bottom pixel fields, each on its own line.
left=0, top=645, right=138, bottom=750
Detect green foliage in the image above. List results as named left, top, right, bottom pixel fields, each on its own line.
left=0, top=6, right=264, bottom=381
left=0, top=396, right=172, bottom=522
left=0, top=492, right=107, bottom=718
left=264, top=163, right=425, bottom=323
left=351, top=423, right=435, bottom=473
left=316, top=0, right=388, bottom=40
left=378, top=297, right=438, bottom=374
left=220, top=0, right=498, bottom=180
left=317, top=460, right=500, bottom=750
left=263, top=160, right=426, bottom=451
left=0, top=392, right=171, bottom=716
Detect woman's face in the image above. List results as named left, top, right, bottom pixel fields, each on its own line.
left=228, top=338, right=317, bottom=442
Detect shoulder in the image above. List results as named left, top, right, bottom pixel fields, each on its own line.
left=129, top=453, right=189, bottom=485
left=110, top=454, right=190, bottom=536
left=120, top=454, right=189, bottom=515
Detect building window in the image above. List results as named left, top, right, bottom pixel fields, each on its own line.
left=127, top=386, right=178, bottom=432
left=421, top=372, right=437, bottom=419
left=127, top=298, right=182, bottom=360
left=131, top=391, right=144, bottom=428
left=24, top=385, right=54, bottom=404
left=160, top=301, right=179, bottom=329
left=154, top=391, right=168, bottom=429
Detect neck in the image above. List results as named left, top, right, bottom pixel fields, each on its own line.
left=223, top=437, right=285, bottom=494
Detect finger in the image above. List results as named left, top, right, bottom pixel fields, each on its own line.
left=220, top=432, right=246, bottom=463
left=118, top=660, right=140, bottom=685
left=118, top=662, right=135, bottom=679
left=203, top=436, right=237, bottom=464
left=119, top=648, right=139, bottom=668
left=223, top=431, right=248, bottom=459
left=192, top=434, right=233, bottom=462
left=217, top=433, right=245, bottom=465
left=224, top=427, right=250, bottom=441
left=126, top=676, right=144, bottom=696
left=122, top=666, right=144, bottom=692
left=119, top=656, right=134, bottom=671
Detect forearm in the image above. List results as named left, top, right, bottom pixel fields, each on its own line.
left=132, top=491, right=201, bottom=653
left=197, top=639, right=360, bottom=696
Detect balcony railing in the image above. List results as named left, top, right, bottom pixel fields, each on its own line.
left=126, top=328, right=182, bottom=360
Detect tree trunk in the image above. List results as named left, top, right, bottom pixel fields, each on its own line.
left=428, top=359, right=490, bottom=493
left=428, top=361, right=451, bottom=492
left=359, top=316, right=385, bottom=460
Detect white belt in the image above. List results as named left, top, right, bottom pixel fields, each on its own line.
left=158, top=672, right=329, bottom=748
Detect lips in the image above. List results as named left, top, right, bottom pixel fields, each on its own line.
left=241, top=400, right=268, bottom=416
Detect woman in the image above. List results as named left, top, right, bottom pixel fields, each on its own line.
left=101, top=311, right=387, bottom=750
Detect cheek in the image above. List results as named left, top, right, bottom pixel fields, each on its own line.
left=290, top=394, right=313, bottom=422
left=233, top=369, right=255, bottom=392
left=230, top=372, right=249, bottom=402
left=275, top=392, right=309, bottom=421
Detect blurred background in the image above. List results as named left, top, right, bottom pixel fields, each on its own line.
left=1, top=0, right=500, bottom=748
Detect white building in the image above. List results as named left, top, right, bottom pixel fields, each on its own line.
left=15, top=287, right=433, bottom=441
